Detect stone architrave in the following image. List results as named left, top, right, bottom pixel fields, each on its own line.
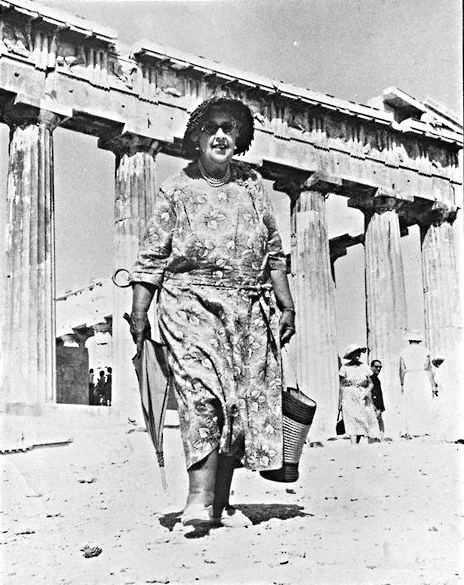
left=361, top=195, right=408, bottom=436
left=100, top=133, right=161, bottom=419
left=1, top=108, right=61, bottom=413
left=290, top=180, right=339, bottom=438
left=420, top=203, right=463, bottom=396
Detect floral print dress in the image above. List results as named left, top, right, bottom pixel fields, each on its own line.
left=339, top=362, right=380, bottom=438
left=131, top=161, right=286, bottom=471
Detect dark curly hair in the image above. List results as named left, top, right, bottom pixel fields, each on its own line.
left=182, top=97, right=254, bottom=159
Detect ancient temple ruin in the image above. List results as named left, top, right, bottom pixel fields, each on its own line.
left=0, top=0, right=462, bottom=437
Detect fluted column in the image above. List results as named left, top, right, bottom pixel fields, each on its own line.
left=359, top=195, right=408, bottom=436
left=1, top=107, right=61, bottom=413
left=100, top=133, right=161, bottom=419
left=420, top=203, right=463, bottom=388
left=289, top=178, right=339, bottom=438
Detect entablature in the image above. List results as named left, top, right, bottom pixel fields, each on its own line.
left=0, top=0, right=461, bottom=209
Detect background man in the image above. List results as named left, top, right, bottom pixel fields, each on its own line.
left=370, top=360, right=385, bottom=440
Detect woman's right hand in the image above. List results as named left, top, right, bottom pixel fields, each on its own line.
left=130, top=282, right=156, bottom=356
left=130, top=311, right=151, bottom=357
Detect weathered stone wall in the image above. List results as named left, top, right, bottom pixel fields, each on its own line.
left=56, top=345, right=89, bottom=405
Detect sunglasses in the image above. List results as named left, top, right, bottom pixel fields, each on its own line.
left=200, top=120, right=238, bottom=135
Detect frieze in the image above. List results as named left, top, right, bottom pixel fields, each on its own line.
left=0, top=3, right=460, bottom=188
left=0, top=18, right=31, bottom=58
left=108, top=52, right=137, bottom=91
left=55, top=38, right=86, bottom=71
left=32, top=26, right=57, bottom=71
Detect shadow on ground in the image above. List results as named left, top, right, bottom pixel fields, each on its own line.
left=159, top=503, right=311, bottom=539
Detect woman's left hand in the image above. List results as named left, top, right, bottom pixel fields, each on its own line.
left=279, top=309, right=296, bottom=347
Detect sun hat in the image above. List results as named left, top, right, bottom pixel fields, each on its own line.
left=343, top=343, right=367, bottom=360
left=182, top=96, right=255, bottom=159
left=404, top=330, right=423, bottom=342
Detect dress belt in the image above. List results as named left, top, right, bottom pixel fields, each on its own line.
left=164, top=269, right=271, bottom=293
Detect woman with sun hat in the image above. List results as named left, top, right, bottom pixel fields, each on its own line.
left=129, top=96, right=296, bottom=527
left=339, top=343, right=380, bottom=445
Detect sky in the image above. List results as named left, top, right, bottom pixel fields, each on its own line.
left=0, top=0, right=462, bottom=351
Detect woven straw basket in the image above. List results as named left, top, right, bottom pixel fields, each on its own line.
left=260, top=387, right=317, bottom=483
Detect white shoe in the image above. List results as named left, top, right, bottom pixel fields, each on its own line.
left=213, top=506, right=252, bottom=528
left=181, top=504, right=213, bottom=527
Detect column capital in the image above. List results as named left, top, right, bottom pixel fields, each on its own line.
left=274, top=171, right=343, bottom=201
left=273, top=171, right=311, bottom=199
left=349, top=190, right=404, bottom=215
left=303, top=172, right=343, bottom=194
left=99, top=131, right=161, bottom=157
left=2, top=103, right=63, bottom=131
left=418, top=202, right=458, bottom=227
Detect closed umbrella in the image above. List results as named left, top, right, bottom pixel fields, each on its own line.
left=124, top=313, right=171, bottom=491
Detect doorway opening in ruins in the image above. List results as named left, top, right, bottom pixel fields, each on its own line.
left=54, top=128, right=114, bottom=407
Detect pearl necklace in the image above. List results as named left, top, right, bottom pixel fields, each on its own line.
left=198, top=159, right=231, bottom=187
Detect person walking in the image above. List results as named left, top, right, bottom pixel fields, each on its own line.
left=339, top=344, right=380, bottom=445
left=370, top=359, right=385, bottom=440
left=88, top=368, right=95, bottom=405
left=399, top=332, right=435, bottom=438
left=129, top=96, right=295, bottom=528
left=95, top=370, right=106, bottom=406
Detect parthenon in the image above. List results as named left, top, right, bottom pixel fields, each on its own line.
left=0, top=0, right=462, bottom=438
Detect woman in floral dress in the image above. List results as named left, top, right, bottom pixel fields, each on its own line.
left=129, top=97, right=296, bottom=527
left=339, top=344, right=380, bottom=445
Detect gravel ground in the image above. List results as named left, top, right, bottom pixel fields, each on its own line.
left=1, top=409, right=463, bottom=585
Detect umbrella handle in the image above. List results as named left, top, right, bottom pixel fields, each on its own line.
left=224, top=402, right=239, bottom=453
left=224, top=415, right=234, bottom=453
left=223, top=389, right=240, bottom=452
left=113, top=268, right=131, bottom=288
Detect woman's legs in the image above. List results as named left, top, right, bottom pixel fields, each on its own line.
left=212, top=453, right=252, bottom=527
left=185, top=449, right=218, bottom=509
left=212, top=453, right=236, bottom=518
left=182, top=449, right=239, bottom=525
left=184, top=451, right=236, bottom=513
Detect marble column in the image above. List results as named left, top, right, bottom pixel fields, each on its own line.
left=100, top=133, right=160, bottom=420
left=1, top=108, right=61, bottom=413
left=289, top=179, right=339, bottom=438
left=360, top=195, right=408, bottom=436
left=420, top=203, right=462, bottom=359
left=420, top=203, right=463, bottom=432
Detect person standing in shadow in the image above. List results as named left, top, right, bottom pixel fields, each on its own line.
left=104, top=367, right=112, bottom=406
left=88, top=368, right=96, bottom=405
left=370, top=360, right=385, bottom=441
left=95, top=370, right=106, bottom=406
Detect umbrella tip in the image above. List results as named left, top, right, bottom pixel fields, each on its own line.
left=160, top=467, right=168, bottom=491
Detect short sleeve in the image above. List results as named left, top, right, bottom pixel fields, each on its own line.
left=130, top=185, right=176, bottom=287
left=260, top=183, right=286, bottom=272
